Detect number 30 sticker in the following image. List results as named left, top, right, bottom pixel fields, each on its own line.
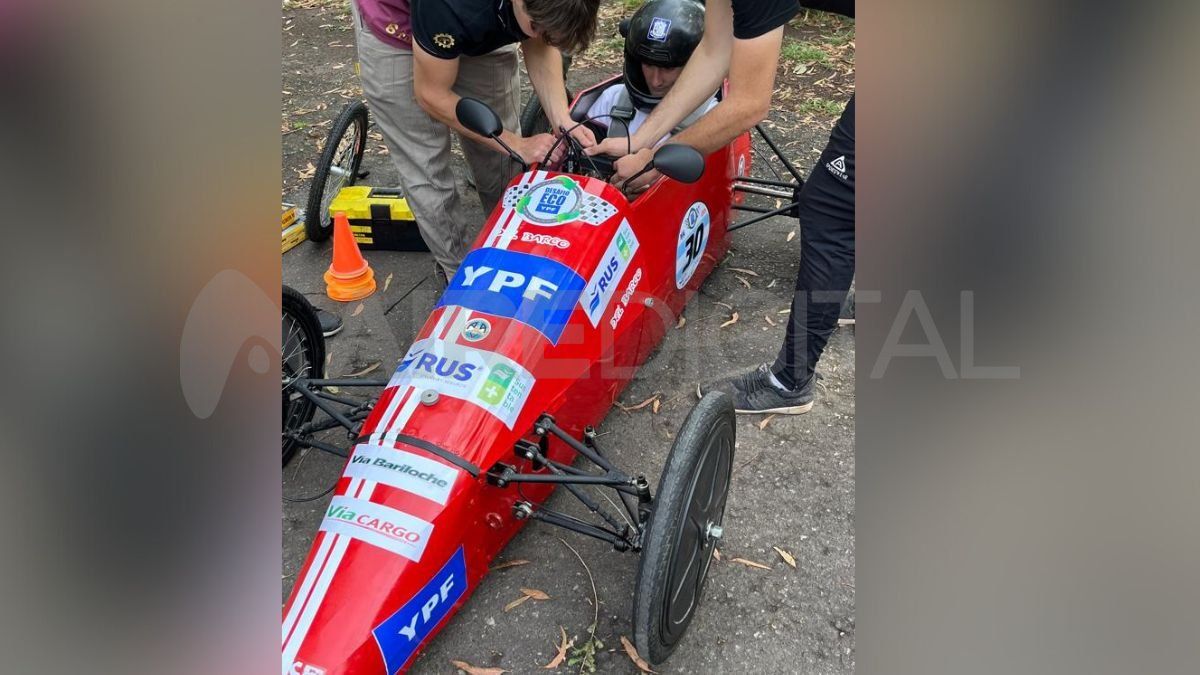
left=675, top=201, right=710, bottom=289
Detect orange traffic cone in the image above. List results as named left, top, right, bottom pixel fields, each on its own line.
left=324, top=212, right=377, bottom=302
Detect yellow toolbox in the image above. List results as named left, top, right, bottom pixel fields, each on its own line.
left=281, top=204, right=305, bottom=254
left=327, top=186, right=428, bottom=252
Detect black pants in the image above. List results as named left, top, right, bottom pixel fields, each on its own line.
left=772, top=94, right=855, bottom=390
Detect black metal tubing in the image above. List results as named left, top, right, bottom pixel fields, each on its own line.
left=292, top=382, right=360, bottom=433
left=728, top=201, right=802, bottom=231
left=732, top=204, right=775, bottom=214
left=313, top=390, right=372, bottom=407
left=529, top=508, right=631, bottom=551
left=304, top=378, right=390, bottom=388
left=736, top=176, right=798, bottom=188
left=756, top=123, right=805, bottom=182
left=286, top=433, right=350, bottom=458
left=497, top=471, right=640, bottom=493
left=733, top=183, right=796, bottom=200
left=537, top=416, right=626, bottom=478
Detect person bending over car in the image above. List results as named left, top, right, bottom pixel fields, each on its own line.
left=584, top=0, right=716, bottom=147
left=588, top=0, right=855, bottom=416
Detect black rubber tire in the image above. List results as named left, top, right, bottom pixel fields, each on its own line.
left=304, top=101, right=369, bottom=242
left=282, top=286, right=326, bottom=465
left=634, top=391, right=736, bottom=665
left=518, top=89, right=573, bottom=138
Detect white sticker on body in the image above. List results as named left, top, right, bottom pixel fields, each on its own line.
left=319, top=496, right=435, bottom=562
left=343, top=443, right=459, bottom=505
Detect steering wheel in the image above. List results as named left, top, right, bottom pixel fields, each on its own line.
left=540, top=115, right=625, bottom=181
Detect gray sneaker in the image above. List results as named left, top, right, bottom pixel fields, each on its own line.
left=706, top=364, right=814, bottom=415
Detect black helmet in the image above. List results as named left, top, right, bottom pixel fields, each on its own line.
left=620, top=0, right=705, bottom=111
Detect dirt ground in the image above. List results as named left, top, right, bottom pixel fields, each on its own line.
left=282, top=2, right=854, bottom=673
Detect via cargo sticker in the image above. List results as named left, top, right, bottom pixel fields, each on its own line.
left=437, top=247, right=585, bottom=345
left=373, top=546, right=468, bottom=675
left=581, top=219, right=639, bottom=326
left=388, top=337, right=535, bottom=429
left=318, top=496, right=434, bottom=563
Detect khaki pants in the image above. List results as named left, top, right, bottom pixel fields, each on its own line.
left=352, top=8, right=520, bottom=278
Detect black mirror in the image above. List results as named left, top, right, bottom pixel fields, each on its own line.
left=652, top=144, right=705, bottom=184
left=619, top=18, right=631, bottom=37
left=456, top=97, right=502, bottom=138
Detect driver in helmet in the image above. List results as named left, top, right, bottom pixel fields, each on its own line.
left=585, top=0, right=715, bottom=147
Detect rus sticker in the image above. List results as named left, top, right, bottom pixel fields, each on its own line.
left=387, top=337, right=536, bottom=429
left=581, top=219, right=640, bottom=326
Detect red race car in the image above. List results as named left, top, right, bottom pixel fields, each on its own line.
left=283, top=78, right=806, bottom=675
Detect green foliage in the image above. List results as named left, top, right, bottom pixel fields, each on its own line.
left=566, top=631, right=603, bottom=674
left=780, top=39, right=830, bottom=66
left=798, top=97, right=846, bottom=117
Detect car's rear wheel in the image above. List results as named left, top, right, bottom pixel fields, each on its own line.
left=282, top=286, right=325, bottom=465
left=633, top=391, right=735, bottom=665
left=304, top=101, right=369, bottom=242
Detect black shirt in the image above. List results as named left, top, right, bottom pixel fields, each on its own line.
left=412, top=0, right=527, bottom=59
left=732, top=0, right=854, bottom=41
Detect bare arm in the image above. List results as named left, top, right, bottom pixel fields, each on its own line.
left=624, top=0, right=734, bottom=152
left=522, top=39, right=595, bottom=147
left=413, top=45, right=554, bottom=162
left=669, top=26, right=784, bottom=155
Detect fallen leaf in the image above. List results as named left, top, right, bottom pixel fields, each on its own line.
left=543, top=627, right=573, bottom=669
left=521, top=588, right=551, bottom=601
left=735, top=275, right=752, bottom=289
left=731, top=557, right=772, bottom=571
left=503, top=595, right=530, bottom=612
left=774, top=546, right=797, bottom=568
left=758, top=414, right=777, bottom=430
left=720, top=312, right=740, bottom=328
left=620, top=636, right=657, bottom=673
left=713, top=547, right=722, bottom=561
left=489, top=559, right=530, bottom=572
left=383, top=272, right=393, bottom=293
left=778, top=308, right=792, bottom=315
left=727, top=267, right=760, bottom=277
left=326, top=352, right=333, bottom=366
left=765, top=314, right=777, bottom=327
left=768, top=279, right=779, bottom=288
left=617, top=394, right=659, bottom=412
left=351, top=303, right=364, bottom=317
left=715, top=301, right=734, bottom=310
left=786, top=230, right=796, bottom=242
left=296, top=162, right=316, bottom=180
left=451, top=660, right=508, bottom=675
left=345, top=362, right=381, bottom=378
left=652, top=398, right=661, bottom=414
left=676, top=316, right=686, bottom=329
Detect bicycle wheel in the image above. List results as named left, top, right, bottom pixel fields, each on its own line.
left=304, top=101, right=369, bottom=242
left=633, top=391, right=735, bottom=664
left=282, top=285, right=326, bottom=465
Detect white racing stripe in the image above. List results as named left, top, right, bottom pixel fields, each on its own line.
left=282, top=379, right=423, bottom=669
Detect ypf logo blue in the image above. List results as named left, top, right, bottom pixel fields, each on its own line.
left=438, top=248, right=585, bottom=344
left=373, top=547, right=467, bottom=674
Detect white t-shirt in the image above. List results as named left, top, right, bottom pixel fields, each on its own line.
left=584, top=84, right=718, bottom=147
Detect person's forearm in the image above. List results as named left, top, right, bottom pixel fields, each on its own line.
left=415, top=85, right=515, bottom=157
left=522, top=40, right=571, bottom=129
left=628, top=34, right=730, bottom=152
left=669, top=95, right=765, bottom=155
